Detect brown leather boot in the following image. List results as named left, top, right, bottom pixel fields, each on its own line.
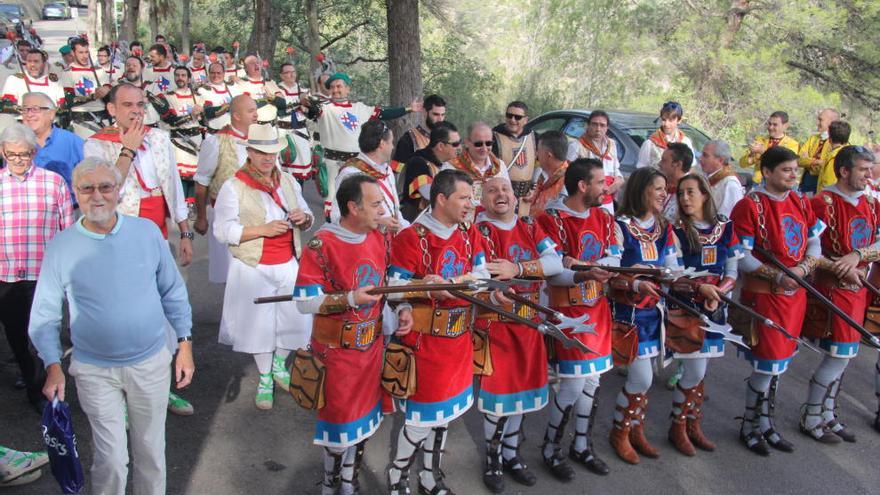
left=609, top=391, right=640, bottom=464
left=629, top=393, right=660, bottom=458
left=687, top=381, right=716, bottom=451
left=669, top=385, right=696, bottom=456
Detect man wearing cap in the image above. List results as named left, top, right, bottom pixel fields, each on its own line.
left=1, top=49, right=65, bottom=117
left=214, top=122, right=314, bottom=410
left=84, top=82, right=196, bottom=416
left=194, top=94, right=257, bottom=284
left=303, top=71, right=423, bottom=219
left=49, top=45, right=73, bottom=81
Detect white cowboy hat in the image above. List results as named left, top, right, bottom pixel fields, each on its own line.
left=246, top=123, right=288, bottom=154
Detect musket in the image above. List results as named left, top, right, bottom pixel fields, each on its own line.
left=108, top=41, right=118, bottom=83
left=570, top=265, right=712, bottom=281
left=860, top=274, right=880, bottom=301
left=717, top=293, right=821, bottom=354
left=753, top=245, right=880, bottom=349
left=449, top=289, right=593, bottom=354
left=658, top=287, right=749, bottom=349
left=253, top=279, right=507, bottom=304
left=14, top=52, right=31, bottom=94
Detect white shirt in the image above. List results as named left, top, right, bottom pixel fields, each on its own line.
left=636, top=132, right=695, bottom=169
left=706, top=168, right=745, bottom=217
left=213, top=176, right=310, bottom=246
left=330, top=152, right=408, bottom=226
left=194, top=128, right=248, bottom=187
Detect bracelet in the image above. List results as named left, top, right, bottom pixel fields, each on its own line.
left=180, top=231, right=194, bottom=240
left=177, top=336, right=192, bottom=343
left=119, top=148, right=135, bottom=159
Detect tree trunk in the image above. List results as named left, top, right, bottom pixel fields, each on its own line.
left=180, top=0, right=191, bottom=54
left=87, top=0, right=98, bottom=43
left=721, top=0, right=750, bottom=48
left=305, top=0, right=321, bottom=89
left=248, top=0, right=279, bottom=67
left=121, top=0, right=140, bottom=42
left=100, top=0, right=114, bottom=43
left=149, top=0, right=159, bottom=43
left=386, top=0, right=422, bottom=134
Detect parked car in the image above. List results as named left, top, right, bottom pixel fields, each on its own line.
left=0, top=3, right=22, bottom=24
left=42, top=1, right=71, bottom=19
left=67, top=0, right=87, bottom=7
left=525, top=108, right=750, bottom=184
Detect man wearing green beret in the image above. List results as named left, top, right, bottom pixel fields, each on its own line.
left=303, top=71, right=423, bottom=220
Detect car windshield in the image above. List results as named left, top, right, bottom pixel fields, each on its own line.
left=0, top=5, right=20, bottom=14
left=47, top=2, right=65, bottom=6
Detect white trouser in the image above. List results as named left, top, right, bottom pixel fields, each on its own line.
left=69, top=347, right=172, bottom=495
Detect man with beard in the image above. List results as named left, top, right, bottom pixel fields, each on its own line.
left=569, top=111, right=624, bottom=215
left=535, top=158, right=619, bottom=481
left=30, top=157, right=194, bottom=495
left=293, top=174, right=400, bottom=494
left=492, top=101, right=537, bottom=215
left=303, top=72, right=423, bottom=219
left=144, top=44, right=175, bottom=96
left=475, top=176, right=563, bottom=492
left=386, top=169, right=491, bottom=495
left=156, top=66, right=205, bottom=207
left=391, top=94, right=446, bottom=172
left=62, top=38, right=112, bottom=138
left=400, top=122, right=461, bottom=222
left=1, top=49, right=65, bottom=115
left=800, top=146, right=879, bottom=444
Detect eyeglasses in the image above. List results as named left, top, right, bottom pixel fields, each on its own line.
left=4, top=150, right=33, bottom=161
left=76, top=183, right=117, bottom=195
left=471, top=140, right=493, bottom=148
left=505, top=113, right=526, bottom=121
left=443, top=140, right=462, bottom=147
left=20, top=106, right=51, bottom=114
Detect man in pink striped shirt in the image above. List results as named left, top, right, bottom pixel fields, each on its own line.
left=0, top=123, right=73, bottom=411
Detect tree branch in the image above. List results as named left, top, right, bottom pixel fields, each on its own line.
left=320, top=20, right=370, bottom=50
left=786, top=60, right=880, bottom=110
left=338, top=56, right=387, bottom=65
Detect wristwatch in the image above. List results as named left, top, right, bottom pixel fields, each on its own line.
left=180, top=231, right=194, bottom=240
left=177, top=336, right=192, bottom=343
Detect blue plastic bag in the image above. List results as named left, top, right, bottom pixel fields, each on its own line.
left=41, top=398, right=84, bottom=493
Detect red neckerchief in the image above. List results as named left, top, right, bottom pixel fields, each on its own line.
left=330, top=100, right=352, bottom=108
left=217, top=125, right=247, bottom=140
left=23, top=75, right=48, bottom=87
left=451, top=152, right=502, bottom=180
left=767, top=136, right=782, bottom=148
left=578, top=135, right=611, bottom=160
left=90, top=126, right=148, bottom=150
left=235, top=161, right=285, bottom=210
left=648, top=129, right=684, bottom=149
left=151, top=65, right=173, bottom=72
left=812, top=138, right=827, bottom=159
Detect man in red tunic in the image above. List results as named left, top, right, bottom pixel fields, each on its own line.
left=535, top=158, right=619, bottom=480
left=475, top=176, right=563, bottom=492
left=386, top=169, right=490, bottom=495
left=294, top=175, right=406, bottom=494
left=801, top=145, right=880, bottom=444
left=731, top=146, right=825, bottom=456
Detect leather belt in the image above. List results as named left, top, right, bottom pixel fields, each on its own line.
left=311, top=316, right=380, bottom=350
left=411, top=305, right=472, bottom=338
left=742, top=275, right=796, bottom=295
left=510, top=180, right=533, bottom=198
left=324, top=148, right=358, bottom=162
left=549, top=280, right=604, bottom=307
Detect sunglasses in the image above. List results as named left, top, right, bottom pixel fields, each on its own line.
left=443, top=140, right=462, bottom=147
left=471, top=140, right=493, bottom=148
left=505, top=112, right=526, bottom=121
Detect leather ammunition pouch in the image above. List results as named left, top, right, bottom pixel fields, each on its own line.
left=865, top=306, right=880, bottom=335
left=549, top=281, right=604, bottom=307
left=382, top=342, right=417, bottom=399
left=801, top=296, right=832, bottom=340
left=742, top=275, right=796, bottom=296
left=411, top=305, right=473, bottom=338
left=611, top=321, right=638, bottom=366
left=665, top=307, right=705, bottom=354
left=311, top=316, right=380, bottom=351
left=289, top=349, right=326, bottom=410
left=472, top=327, right=493, bottom=376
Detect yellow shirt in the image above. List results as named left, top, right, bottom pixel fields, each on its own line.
left=816, top=143, right=849, bottom=192
left=798, top=134, right=832, bottom=175
left=741, top=135, right=800, bottom=183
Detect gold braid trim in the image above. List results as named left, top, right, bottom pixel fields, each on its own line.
left=796, top=256, right=820, bottom=277
left=857, top=246, right=880, bottom=264
left=754, top=264, right=783, bottom=282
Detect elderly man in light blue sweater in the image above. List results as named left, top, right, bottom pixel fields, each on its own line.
left=29, top=157, right=195, bottom=495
